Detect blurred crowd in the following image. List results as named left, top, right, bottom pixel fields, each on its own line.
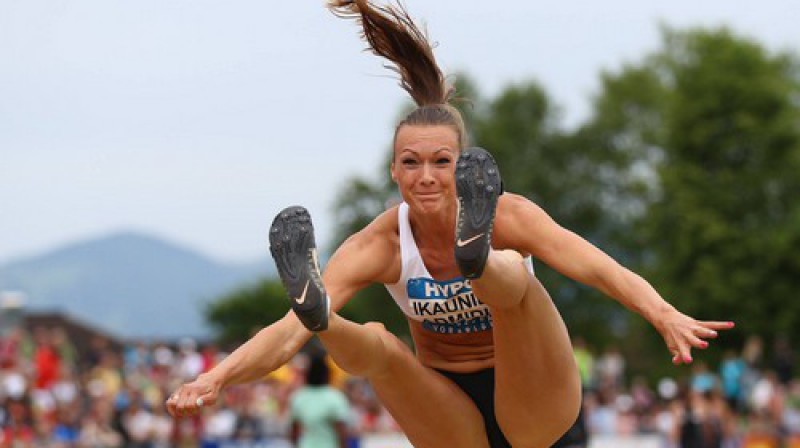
left=0, top=322, right=798, bottom=448
left=0, top=324, right=398, bottom=448
left=571, top=335, right=800, bottom=448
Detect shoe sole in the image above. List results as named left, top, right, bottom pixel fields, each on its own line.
left=454, top=147, right=502, bottom=279
left=269, top=206, right=329, bottom=331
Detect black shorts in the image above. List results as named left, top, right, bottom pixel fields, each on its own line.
left=437, top=368, right=511, bottom=448
left=437, top=368, right=587, bottom=448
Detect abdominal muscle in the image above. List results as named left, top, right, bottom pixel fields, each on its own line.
left=407, top=319, right=496, bottom=373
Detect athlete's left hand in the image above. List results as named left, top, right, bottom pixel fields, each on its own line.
left=651, top=308, right=734, bottom=365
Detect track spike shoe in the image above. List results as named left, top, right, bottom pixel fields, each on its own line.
left=454, top=147, right=502, bottom=279
left=269, top=206, right=329, bottom=331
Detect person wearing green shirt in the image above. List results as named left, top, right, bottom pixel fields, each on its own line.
left=290, top=353, right=350, bottom=448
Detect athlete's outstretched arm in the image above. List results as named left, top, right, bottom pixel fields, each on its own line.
left=165, top=309, right=312, bottom=417
left=166, top=211, right=399, bottom=418
left=497, top=194, right=734, bottom=365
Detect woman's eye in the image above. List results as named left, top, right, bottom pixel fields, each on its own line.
left=402, top=159, right=418, bottom=166
left=436, top=158, right=451, bottom=165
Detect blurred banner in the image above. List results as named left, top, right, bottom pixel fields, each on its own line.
left=359, top=434, right=662, bottom=448
left=361, top=433, right=414, bottom=448
left=360, top=433, right=663, bottom=448
left=589, top=435, right=661, bottom=448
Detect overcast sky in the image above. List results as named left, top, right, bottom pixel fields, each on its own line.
left=1, top=0, right=798, bottom=265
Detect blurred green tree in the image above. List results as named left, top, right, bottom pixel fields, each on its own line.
left=205, top=279, right=290, bottom=348
left=472, top=80, right=649, bottom=345
left=582, top=27, right=800, bottom=375
left=642, top=28, right=800, bottom=352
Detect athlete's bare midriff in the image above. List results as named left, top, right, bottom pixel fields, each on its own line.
left=408, top=319, right=496, bottom=373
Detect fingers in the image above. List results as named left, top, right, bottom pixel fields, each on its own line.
left=667, top=321, right=735, bottom=365
left=166, top=392, right=178, bottom=416
left=668, top=327, right=701, bottom=365
left=699, top=320, right=736, bottom=331
left=197, top=390, right=218, bottom=408
left=697, top=327, right=719, bottom=339
left=165, top=385, right=214, bottom=418
left=669, top=345, right=693, bottom=365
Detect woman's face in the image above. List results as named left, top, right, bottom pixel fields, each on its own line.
left=391, top=125, right=460, bottom=215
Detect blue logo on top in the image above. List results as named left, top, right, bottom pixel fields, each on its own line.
left=406, top=277, right=493, bottom=334
left=407, top=277, right=471, bottom=300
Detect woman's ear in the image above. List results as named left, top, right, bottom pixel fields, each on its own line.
left=390, top=162, right=397, bottom=182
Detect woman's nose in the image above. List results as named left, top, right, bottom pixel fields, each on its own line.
left=420, top=162, right=436, bottom=184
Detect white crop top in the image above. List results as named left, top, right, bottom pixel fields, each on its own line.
left=384, top=202, right=534, bottom=335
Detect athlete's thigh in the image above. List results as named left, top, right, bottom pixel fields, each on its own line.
left=491, top=274, right=581, bottom=447
left=365, top=323, right=490, bottom=448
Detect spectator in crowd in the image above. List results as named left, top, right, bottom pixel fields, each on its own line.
left=0, top=327, right=29, bottom=370
left=290, top=353, right=351, bottom=448
left=119, top=392, right=153, bottom=448
left=596, top=346, right=626, bottom=390
left=783, top=381, right=800, bottom=440
left=51, top=327, right=77, bottom=375
left=751, top=371, right=785, bottom=424
left=677, top=388, right=729, bottom=448
left=691, top=361, right=718, bottom=393
left=572, top=337, right=595, bottom=392
left=123, top=341, right=152, bottom=374
left=741, top=335, right=765, bottom=412
left=630, top=376, right=657, bottom=416
left=78, top=398, right=123, bottom=447
left=52, top=404, right=81, bottom=447
left=87, top=350, right=122, bottom=401
left=202, top=390, right=238, bottom=445
left=33, top=327, right=60, bottom=391
left=232, top=397, right=262, bottom=442
left=148, top=399, right=174, bottom=448
left=176, top=338, right=203, bottom=382
left=2, top=395, right=35, bottom=446
left=586, top=388, right=619, bottom=436
left=720, top=349, right=746, bottom=411
left=772, top=335, right=795, bottom=387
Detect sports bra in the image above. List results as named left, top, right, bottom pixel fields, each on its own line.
left=384, top=202, right=533, bottom=334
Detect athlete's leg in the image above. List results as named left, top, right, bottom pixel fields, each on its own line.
left=453, top=149, right=580, bottom=447
left=269, top=207, right=489, bottom=448
left=318, top=314, right=490, bottom=448
left=471, top=251, right=581, bottom=448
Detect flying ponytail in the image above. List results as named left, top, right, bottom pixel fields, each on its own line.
left=328, top=0, right=455, bottom=107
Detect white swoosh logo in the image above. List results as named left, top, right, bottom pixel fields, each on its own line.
left=456, top=233, right=485, bottom=247
left=294, top=280, right=310, bottom=305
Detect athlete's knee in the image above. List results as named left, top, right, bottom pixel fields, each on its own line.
left=498, top=384, right=581, bottom=447
left=495, top=249, right=524, bottom=264
left=364, top=321, right=386, bottom=332
left=501, top=403, right=580, bottom=448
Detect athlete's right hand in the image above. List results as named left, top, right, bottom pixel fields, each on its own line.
left=166, top=373, right=222, bottom=418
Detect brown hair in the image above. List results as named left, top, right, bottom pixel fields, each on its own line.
left=328, top=0, right=468, bottom=149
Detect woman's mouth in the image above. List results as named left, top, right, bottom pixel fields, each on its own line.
left=416, top=192, right=440, bottom=200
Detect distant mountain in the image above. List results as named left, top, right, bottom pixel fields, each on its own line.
left=0, top=232, right=274, bottom=340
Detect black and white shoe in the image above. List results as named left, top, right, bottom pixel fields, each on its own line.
left=454, top=147, right=502, bottom=279
left=269, top=206, right=329, bottom=331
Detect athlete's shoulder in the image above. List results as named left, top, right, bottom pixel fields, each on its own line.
left=335, top=205, right=399, bottom=260
left=372, top=205, right=401, bottom=234
left=494, top=192, right=550, bottom=253
left=329, top=206, right=401, bottom=285
left=351, top=205, right=400, bottom=243
left=497, top=192, right=544, bottom=217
